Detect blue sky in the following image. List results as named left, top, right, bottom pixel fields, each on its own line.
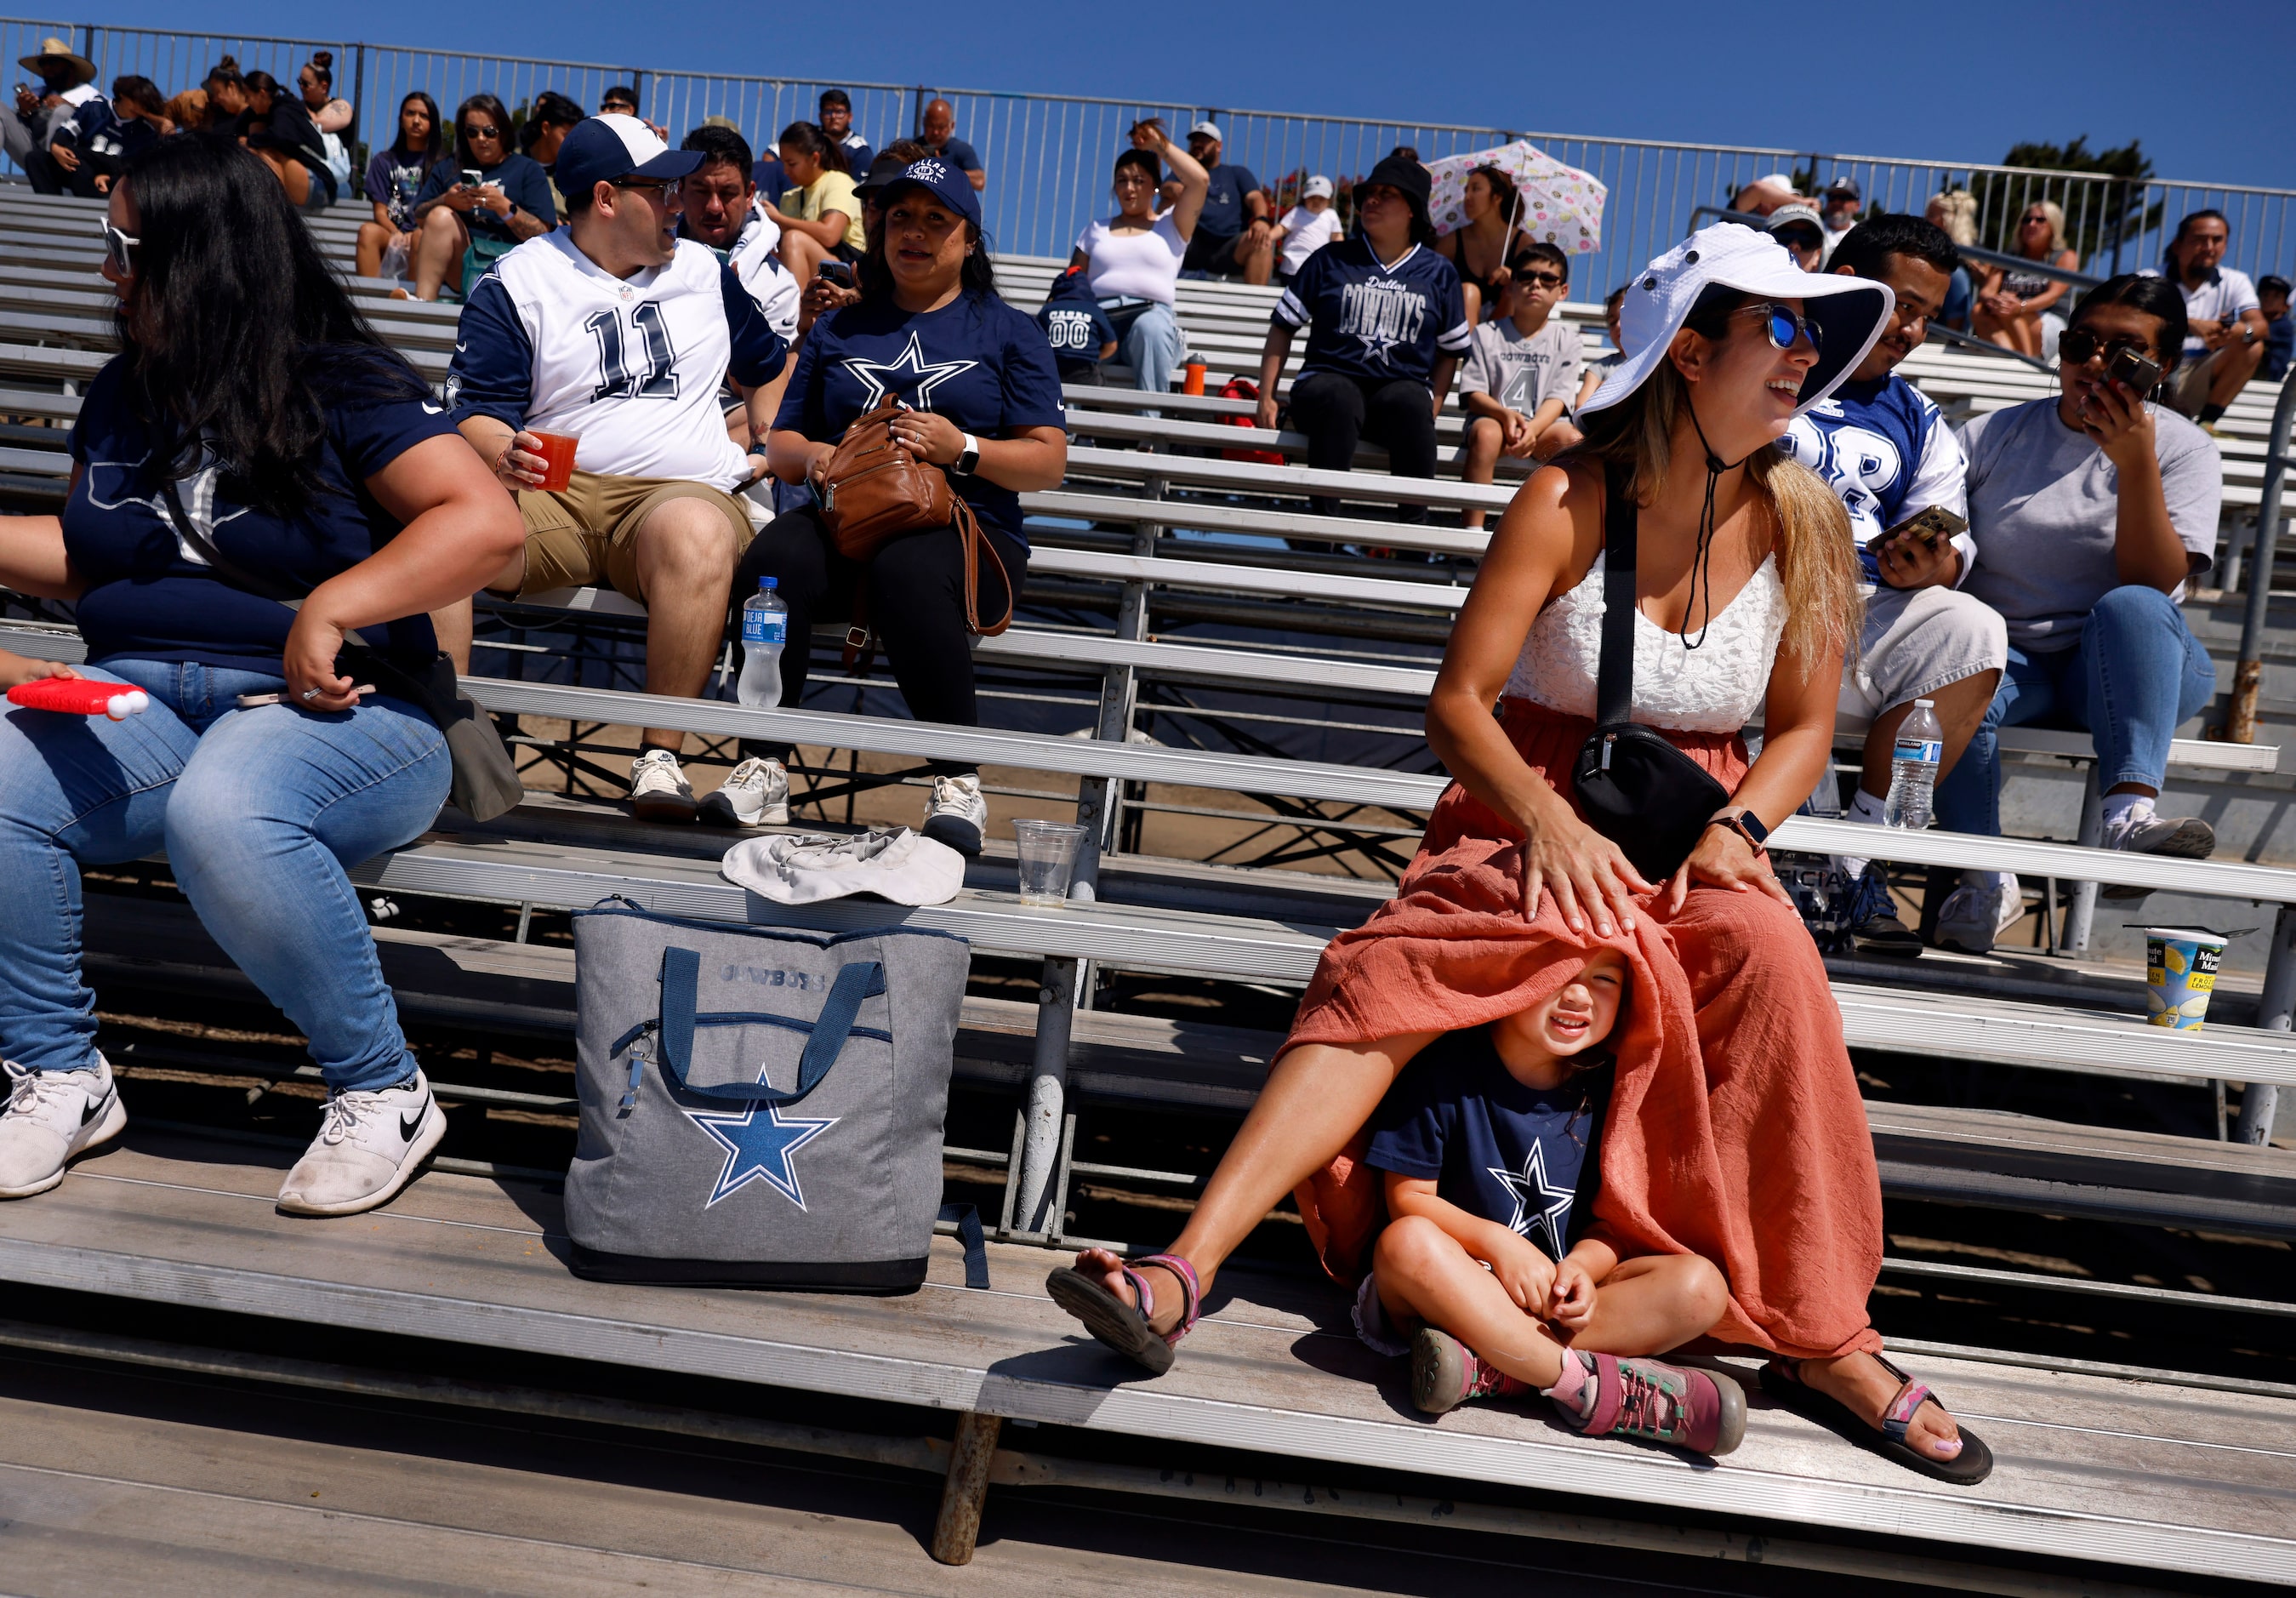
left=59, top=0, right=2296, bottom=191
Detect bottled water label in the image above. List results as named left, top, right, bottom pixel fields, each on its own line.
left=1892, top=737, right=1940, bottom=765
left=741, top=611, right=785, bottom=646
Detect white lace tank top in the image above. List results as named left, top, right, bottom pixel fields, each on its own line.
left=1503, top=551, right=1786, bottom=733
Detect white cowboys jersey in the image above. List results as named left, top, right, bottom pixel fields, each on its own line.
left=446, top=232, right=785, bottom=491
left=723, top=199, right=802, bottom=345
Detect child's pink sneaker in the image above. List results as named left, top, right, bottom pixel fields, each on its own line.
left=1410, top=1327, right=1530, bottom=1414
left=1575, top=1352, right=1746, bottom=1455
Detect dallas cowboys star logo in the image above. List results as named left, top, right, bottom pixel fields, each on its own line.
left=1487, top=1142, right=1575, bottom=1257
left=839, top=331, right=978, bottom=412
left=687, top=1102, right=838, bottom=1209
left=1355, top=328, right=1403, bottom=362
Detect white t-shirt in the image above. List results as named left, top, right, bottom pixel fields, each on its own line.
left=1279, top=205, right=1342, bottom=277
left=1958, top=397, right=2223, bottom=650
left=2139, top=264, right=2261, bottom=361
left=1460, top=317, right=1581, bottom=414
left=1074, top=214, right=1187, bottom=305
left=726, top=198, right=801, bottom=345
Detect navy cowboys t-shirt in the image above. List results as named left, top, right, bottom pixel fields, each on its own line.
left=1363, top=1027, right=1608, bottom=1260
left=63, top=351, right=455, bottom=674
left=1034, top=267, right=1115, bottom=379
left=1274, top=239, right=1472, bottom=386
left=776, top=291, right=1065, bottom=545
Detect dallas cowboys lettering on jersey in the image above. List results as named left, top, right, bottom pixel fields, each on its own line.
left=1273, top=238, right=1471, bottom=384
left=1362, top=1027, right=1607, bottom=1260
left=446, top=231, right=785, bottom=491
left=1778, top=372, right=1969, bottom=583
left=777, top=292, right=1065, bottom=543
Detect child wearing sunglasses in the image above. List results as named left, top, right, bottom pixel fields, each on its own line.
left=1456, top=243, right=1584, bottom=528
left=1353, top=950, right=1746, bottom=1456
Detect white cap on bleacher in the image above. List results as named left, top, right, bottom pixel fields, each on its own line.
left=1579, top=221, right=1894, bottom=421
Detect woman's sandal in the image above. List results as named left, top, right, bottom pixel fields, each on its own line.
left=1761, top=1353, right=1995, bottom=1485
left=1045, top=1252, right=1202, bottom=1376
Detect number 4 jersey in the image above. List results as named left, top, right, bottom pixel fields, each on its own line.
left=446, top=232, right=786, bottom=491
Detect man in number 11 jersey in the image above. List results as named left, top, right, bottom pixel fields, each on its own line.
left=446, top=114, right=788, bottom=820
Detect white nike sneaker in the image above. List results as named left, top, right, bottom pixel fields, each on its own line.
left=1932, top=876, right=2025, bottom=956
left=920, top=773, right=988, bottom=856
left=276, top=1070, right=447, bottom=1217
left=629, top=748, right=698, bottom=824
left=0, top=1056, right=127, bottom=1198
left=700, top=756, right=790, bottom=828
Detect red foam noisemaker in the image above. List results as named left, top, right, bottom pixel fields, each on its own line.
left=7, top=678, right=150, bottom=720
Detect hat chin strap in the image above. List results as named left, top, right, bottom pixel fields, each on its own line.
left=1678, top=391, right=1757, bottom=652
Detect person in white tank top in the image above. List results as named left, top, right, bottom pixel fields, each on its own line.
left=1068, top=119, right=1208, bottom=401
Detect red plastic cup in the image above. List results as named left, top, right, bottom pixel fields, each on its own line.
left=529, top=430, right=578, bottom=493
left=1182, top=362, right=1208, bottom=397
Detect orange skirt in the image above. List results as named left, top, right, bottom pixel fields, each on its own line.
left=1287, top=699, right=1883, bottom=1361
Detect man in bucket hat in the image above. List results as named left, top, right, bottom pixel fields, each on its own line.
left=7, top=36, right=107, bottom=196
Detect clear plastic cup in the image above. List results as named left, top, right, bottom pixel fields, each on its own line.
left=1013, top=819, right=1088, bottom=908
left=2145, top=926, right=2228, bottom=1030
left=529, top=430, right=578, bottom=492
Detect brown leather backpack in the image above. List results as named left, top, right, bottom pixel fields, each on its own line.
left=815, top=397, right=1013, bottom=659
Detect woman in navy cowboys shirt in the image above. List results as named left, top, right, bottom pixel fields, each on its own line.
left=1256, top=153, right=1471, bottom=527
left=743, top=157, right=1067, bottom=854
left=0, top=137, right=523, bottom=1218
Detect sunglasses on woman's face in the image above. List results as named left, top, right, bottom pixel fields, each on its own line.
left=98, top=218, right=138, bottom=275
left=1738, top=301, right=1823, bottom=354
left=462, top=123, right=501, bottom=142
left=2056, top=328, right=2154, bottom=367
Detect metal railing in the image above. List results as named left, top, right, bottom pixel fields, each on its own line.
left=7, top=16, right=2293, bottom=293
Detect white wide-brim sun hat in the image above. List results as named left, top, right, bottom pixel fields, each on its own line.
left=1580, top=222, right=1895, bottom=421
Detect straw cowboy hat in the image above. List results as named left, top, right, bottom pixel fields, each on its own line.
left=18, top=37, right=98, bottom=88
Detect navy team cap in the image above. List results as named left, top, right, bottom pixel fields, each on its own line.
left=879, top=154, right=982, bottom=230
left=555, top=114, right=702, bottom=201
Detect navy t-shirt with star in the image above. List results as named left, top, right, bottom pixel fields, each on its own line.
left=1363, top=1027, right=1608, bottom=1260
left=63, top=351, right=455, bottom=676
left=775, top=290, right=1065, bottom=545
left=1274, top=238, right=1472, bottom=386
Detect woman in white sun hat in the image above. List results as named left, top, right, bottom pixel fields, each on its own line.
left=1048, top=222, right=1991, bottom=1486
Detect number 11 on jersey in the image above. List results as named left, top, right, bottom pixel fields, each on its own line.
left=585, top=301, right=681, bottom=402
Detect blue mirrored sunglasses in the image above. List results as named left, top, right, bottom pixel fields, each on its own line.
left=1740, top=301, right=1822, bottom=354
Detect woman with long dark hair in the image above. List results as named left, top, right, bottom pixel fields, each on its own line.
left=1053, top=223, right=1997, bottom=1486
left=0, top=135, right=522, bottom=1216
left=1068, top=118, right=1209, bottom=399
left=403, top=91, right=554, bottom=301
left=236, top=67, right=335, bottom=210
left=724, top=159, right=1065, bottom=850
left=356, top=90, right=448, bottom=280
left=763, top=118, right=863, bottom=289
left=1434, top=163, right=1535, bottom=327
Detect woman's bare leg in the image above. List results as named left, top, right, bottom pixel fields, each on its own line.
left=1068, top=1030, right=1439, bottom=1333
left=1795, top=1350, right=1965, bottom=1462
left=779, top=230, right=828, bottom=289
left=410, top=208, right=468, bottom=302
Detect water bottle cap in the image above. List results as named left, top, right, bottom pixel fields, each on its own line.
left=1914, top=698, right=1932, bottom=706
left=758, top=576, right=778, bottom=591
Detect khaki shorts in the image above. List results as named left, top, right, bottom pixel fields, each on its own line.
left=510, top=471, right=755, bottom=602
left=1837, top=582, right=2008, bottom=733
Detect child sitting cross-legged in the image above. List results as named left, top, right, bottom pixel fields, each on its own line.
left=1358, top=948, right=1746, bottom=1456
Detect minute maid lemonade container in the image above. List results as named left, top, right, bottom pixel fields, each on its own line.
left=2145, top=927, right=2229, bottom=1030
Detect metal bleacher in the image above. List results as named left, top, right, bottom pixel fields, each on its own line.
left=5, top=185, right=2296, bottom=1586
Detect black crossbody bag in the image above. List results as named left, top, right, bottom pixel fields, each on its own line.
left=156, top=481, right=525, bottom=823
left=1569, top=464, right=1732, bottom=882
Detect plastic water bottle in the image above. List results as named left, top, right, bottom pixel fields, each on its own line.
left=1884, top=699, right=1943, bottom=830
left=736, top=577, right=786, bottom=707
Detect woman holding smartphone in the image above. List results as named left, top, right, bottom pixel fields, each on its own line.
left=0, top=136, right=522, bottom=1215
left=402, top=92, right=555, bottom=301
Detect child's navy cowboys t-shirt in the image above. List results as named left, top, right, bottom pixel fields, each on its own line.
left=1363, top=1027, right=1608, bottom=1260
left=1273, top=237, right=1471, bottom=387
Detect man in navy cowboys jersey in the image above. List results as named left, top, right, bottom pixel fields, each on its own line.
left=1776, top=214, right=2008, bottom=956
left=444, top=115, right=787, bottom=821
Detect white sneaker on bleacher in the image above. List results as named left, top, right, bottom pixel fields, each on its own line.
left=1932, top=876, right=2024, bottom=956
left=700, top=756, right=789, bottom=828
left=921, top=773, right=988, bottom=856
left=0, top=1056, right=126, bottom=1198
left=628, top=748, right=698, bottom=824
left=276, top=1070, right=446, bottom=1217
left=2099, top=806, right=2215, bottom=902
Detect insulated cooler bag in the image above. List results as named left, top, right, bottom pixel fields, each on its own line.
left=565, top=904, right=971, bottom=1290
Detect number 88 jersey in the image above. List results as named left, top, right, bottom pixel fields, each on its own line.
left=446, top=232, right=786, bottom=492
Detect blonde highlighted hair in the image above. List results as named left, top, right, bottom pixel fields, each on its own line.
left=1575, top=318, right=1860, bottom=672
left=2014, top=198, right=2067, bottom=257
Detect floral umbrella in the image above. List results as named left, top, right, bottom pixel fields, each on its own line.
left=1426, top=140, right=1606, bottom=254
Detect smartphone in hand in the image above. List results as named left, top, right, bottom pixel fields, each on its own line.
left=817, top=261, right=856, bottom=290
left=2106, top=345, right=2163, bottom=397
left=1879, top=504, right=1967, bottom=553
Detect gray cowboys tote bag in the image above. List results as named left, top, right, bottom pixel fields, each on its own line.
left=565, top=903, right=971, bottom=1291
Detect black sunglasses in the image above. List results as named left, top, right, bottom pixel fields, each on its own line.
left=1514, top=270, right=1564, bottom=290
left=2056, top=328, right=2156, bottom=367
left=461, top=123, right=502, bottom=141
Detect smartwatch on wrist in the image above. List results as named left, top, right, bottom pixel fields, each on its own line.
left=953, top=433, right=981, bottom=477
left=1709, top=809, right=1769, bottom=851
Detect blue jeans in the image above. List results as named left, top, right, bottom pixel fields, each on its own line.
left=1934, top=585, right=2217, bottom=836
left=1104, top=297, right=1185, bottom=401
left=0, top=660, right=449, bottom=1088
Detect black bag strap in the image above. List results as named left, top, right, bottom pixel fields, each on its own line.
left=1595, top=461, right=1638, bottom=729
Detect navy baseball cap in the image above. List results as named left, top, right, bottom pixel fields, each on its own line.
left=878, top=154, right=982, bottom=229
left=555, top=114, right=702, bottom=202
